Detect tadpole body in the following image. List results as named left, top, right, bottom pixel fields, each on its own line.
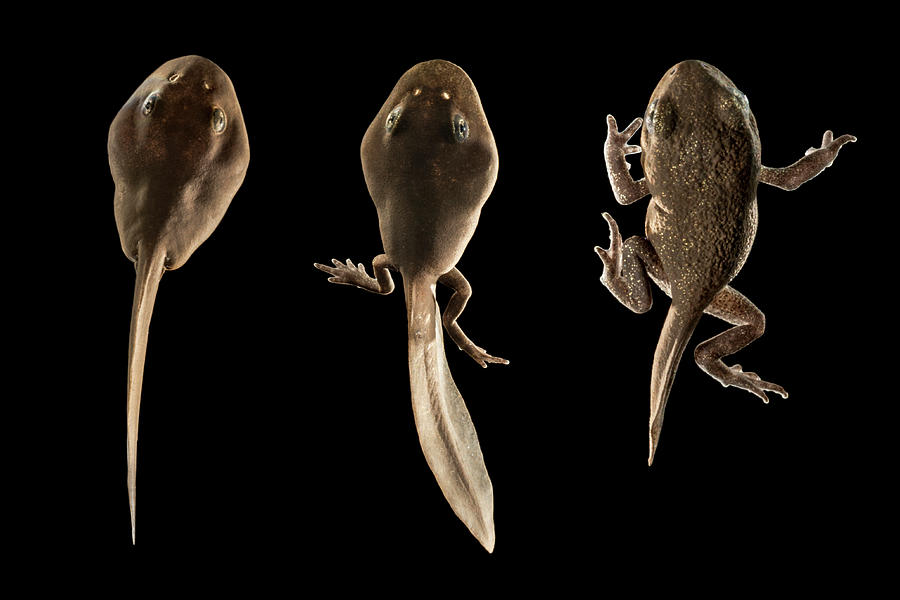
left=108, top=55, right=250, bottom=543
left=315, top=60, right=506, bottom=551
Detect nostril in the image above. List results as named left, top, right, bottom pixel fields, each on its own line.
left=168, top=73, right=180, bottom=83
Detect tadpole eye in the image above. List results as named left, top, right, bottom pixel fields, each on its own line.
left=142, top=93, right=159, bottom=116
left=211, top=106, right=227, bottom=134
left=453, top=114, right=469, bottom=142
left=385, top=107, right=402, bottom=133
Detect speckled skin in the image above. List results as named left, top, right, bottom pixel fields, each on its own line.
left=108, top=55, right=250, bottom=543
left=596, top=60, right=855, bottom=465
left=314, top=60, right=506, bottom=552
left=642, top=63, right=760, bottom=306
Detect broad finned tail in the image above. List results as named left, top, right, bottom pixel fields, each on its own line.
left=126, top=247, right=166, bottom=544
left=649, top=304, right=702, bottom=466
left=405, top=277, right=495, bottom=552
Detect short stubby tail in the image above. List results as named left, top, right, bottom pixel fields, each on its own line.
left=126, top=247, right=166, bottom=544
left=648, top=304, right=703, bottom=466
left=404, top=277, right=495, bottom=552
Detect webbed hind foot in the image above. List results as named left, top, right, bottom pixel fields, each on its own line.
left=313, top=254, right=395, bottom=295
left=460, top=342, right=509, bottom=369
left=713, top=363, right=788, bottom=404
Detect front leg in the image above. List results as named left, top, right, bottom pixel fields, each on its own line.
left=760, top=130, right=856, bottom=190
left=694, top=286, right=788, bottom=403
left=438, top=268, right=509, bottom=368
left=313, top=253, right=395, bottom=295
left=605, top=115, right=650, bottom=205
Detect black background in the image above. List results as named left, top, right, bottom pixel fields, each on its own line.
left=13, top=9, right=886, bottom=590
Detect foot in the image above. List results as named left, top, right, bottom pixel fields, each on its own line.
left=718, top=363, right=788, bottom=404
left=314, top=258, right=380, bottom=291
left=804, top=130, right=857, bottom=166
left=594, top=212, right=623, bottom=286
left=604, top=116, right=649, bottom=205
left=605, top=115, right=643, bottom=164
left=456, top=340, right=509, bottom=369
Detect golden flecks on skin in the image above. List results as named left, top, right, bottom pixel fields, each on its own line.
left=597, top=59, right=855, bottom=466
left=441, top=91, right=450, bottom=100
left=413, top=88, right=421, bottom=96
left=202, top=80, right=211, bottom=90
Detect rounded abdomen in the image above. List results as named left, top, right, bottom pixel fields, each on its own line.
left=646, top=191, right=758, bottom=307
left=377, top=195, right=481, bottom=277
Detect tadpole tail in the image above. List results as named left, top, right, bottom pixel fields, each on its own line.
left=404, top=276, right=495, bottom=552
left=125, top=247, right=166, bottom=544
left=649, top=304, right=703, bottom=466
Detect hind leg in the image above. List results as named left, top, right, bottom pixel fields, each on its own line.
left=594, top=212, right=666, bottom=313
left=695, top=286, right=788, bottom=403
left=438, top=267, right=509, bottom=368
left=313, top=254, right=396, bottom=295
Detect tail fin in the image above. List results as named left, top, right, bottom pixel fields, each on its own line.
left=649, top=304, right=703, bottom=466
left=125, top=247, right=166, bottom=544
left=405, top=277, right=495, bottom=552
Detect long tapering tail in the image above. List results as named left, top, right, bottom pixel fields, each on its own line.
left=649, top=304, right=703, bottom=466
left=126, top=246, right=166, bottom=544
left=404, top=276, right=495, bottom=552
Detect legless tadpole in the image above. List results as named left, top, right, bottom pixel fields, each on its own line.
left=108, top=55, right=250, bottom=543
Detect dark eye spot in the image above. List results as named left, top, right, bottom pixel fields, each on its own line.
left=142, top=93, right=159, bottom=116
left=385, top=107, right=401, bottom=133
left=645, top=98, right=676, bottom=139
left=453, top=114, right=469, bottom=142
left=211, top=106, right=227, bottom=133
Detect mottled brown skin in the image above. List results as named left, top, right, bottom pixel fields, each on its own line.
left=314, top=60, right=506, bottom=551
left=595, top=60, right=855, bottom=465
left=108, top=55, right=250, bottom=543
